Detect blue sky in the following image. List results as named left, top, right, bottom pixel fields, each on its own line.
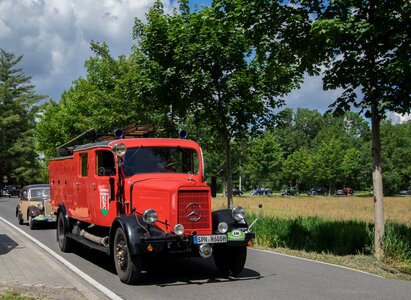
left=0, top=0, right=407, bottom=122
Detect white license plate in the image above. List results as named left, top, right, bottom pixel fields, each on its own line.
left=194, top=235, right=227, bottom=244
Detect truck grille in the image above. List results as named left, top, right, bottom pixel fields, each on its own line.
left=178, top=190, right=210, bottom=231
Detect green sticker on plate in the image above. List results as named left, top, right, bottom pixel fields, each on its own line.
left=227, top=230, right=245, bottom=241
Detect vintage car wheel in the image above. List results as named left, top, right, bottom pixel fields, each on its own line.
left=16, top=207, right=23, bottom=225
left=28, top=215, right=36, bottom=230
left=213, top=245, right=247, bottom=277
left=57, top=212, right=73, bottom=252
left=113, top=227, right=141, bottom=284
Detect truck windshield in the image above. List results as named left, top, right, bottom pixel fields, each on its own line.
left=123, top=147, right=199, bottom=176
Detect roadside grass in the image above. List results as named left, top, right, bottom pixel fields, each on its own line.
left=0, top=288, right=35, bottom=300
left=212, top=195, right=411, bottom=279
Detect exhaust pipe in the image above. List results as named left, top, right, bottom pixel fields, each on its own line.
left=199, top=244, right=213, bottom=258
left=80, top=230, right=109, bottom=247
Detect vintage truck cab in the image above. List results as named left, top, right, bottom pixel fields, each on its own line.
left=49, top=127, right=254, bottom=284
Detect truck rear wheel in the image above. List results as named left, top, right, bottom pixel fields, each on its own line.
left=114, top=227, right=142, bottom=284
left=213, top=246, right=247, bottom=277
left=57, top=212, right=73, bottom=252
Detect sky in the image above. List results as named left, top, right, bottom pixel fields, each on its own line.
left=0, top=0, right=408, bottom=122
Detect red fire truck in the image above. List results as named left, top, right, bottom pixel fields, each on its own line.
left=48, top=126, right=254, bottom=284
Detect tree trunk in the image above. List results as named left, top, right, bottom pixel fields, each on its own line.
left=224, top=135, right=233, bottom=208
left=371, top=104, right=384, bottom=259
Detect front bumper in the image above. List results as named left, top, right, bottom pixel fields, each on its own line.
left=135, top=229, right=255, bottom=255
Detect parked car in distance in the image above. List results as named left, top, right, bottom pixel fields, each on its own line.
left=4, top=185, right=21, bottom=197
left=224, top=189, right=244, bottom=196
left=336, top=187, right=354, bottom=196
left=250, top=188, right=272, bottom=196
left=0, top=189, right=10, bottom=197
left=307, top=187, right=328, bottom=196
left=398, top=189, right=411, bottom=195
left=15, top=184, right=56, bottom=229
left=281, top=187, right=297, bottom=196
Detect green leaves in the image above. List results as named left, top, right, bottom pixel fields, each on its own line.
left=0, top=49, right=45, bottom=185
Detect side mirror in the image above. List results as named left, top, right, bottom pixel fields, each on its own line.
left=109, top=177, right=115, bottom=201
left=211, top=176, right=217, bottom=198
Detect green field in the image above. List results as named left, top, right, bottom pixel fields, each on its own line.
left=213, top=195, right=411, bottom=279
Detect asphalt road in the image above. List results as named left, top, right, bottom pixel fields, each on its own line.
left=1, top=196, right=410, bottom=299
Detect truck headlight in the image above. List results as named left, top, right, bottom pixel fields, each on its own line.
left=143, top=209, right=158, bottom=224
left=232, top=206, right=245, bottom=222
left=218, top=222, right=228, bottom=233
left=174, top=224, right=184, bottom=236
left=113, top=143, right=127, bottom=157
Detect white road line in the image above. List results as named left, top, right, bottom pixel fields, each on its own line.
left=250, top=247, right=384, bottom=278
left=0, top=216, right=122, bottom=300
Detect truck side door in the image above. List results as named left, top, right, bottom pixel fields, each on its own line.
left=76, top=152, right=90, bottom=220
left=89, top=150, right=117, bottom=226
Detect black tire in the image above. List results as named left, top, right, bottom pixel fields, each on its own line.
left=17, top=214, right=23, bottom=225
left=113, top=227, right=141, bottom=284
left=28, top=215, right=36, bottom=230
left=213, top=246, right=247, bottom=277
left=57, top=212, right=73, bottom=252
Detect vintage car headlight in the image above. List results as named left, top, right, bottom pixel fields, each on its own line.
left=232, top=206, right=245, bottom=222
left=174, top=224, right=185, bottom=236
left=113, top=142, right=127, bottom=157
left=37, top=202, right=44, bottom=211
left=143, top=209, right=158, bottom=224
left=218, top=222, right=228, bottom=233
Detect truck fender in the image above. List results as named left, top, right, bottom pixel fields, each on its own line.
left=212, top=209, right=248, bottom=232
left=109, top=215, right=148, bottom=256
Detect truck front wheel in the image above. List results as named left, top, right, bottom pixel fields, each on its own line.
left=57, top=212, right=73, bottom=252
left=113, top=227, right=142, bottom=284
left=213, top=246, right=247, bottom=277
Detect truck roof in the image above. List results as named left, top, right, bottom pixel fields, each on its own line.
left=52, top=138, right=201, bottom=159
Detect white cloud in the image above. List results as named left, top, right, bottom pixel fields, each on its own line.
left=284, top=73, right=344, bottom=113
left=0, top=0, right=175, bottom=100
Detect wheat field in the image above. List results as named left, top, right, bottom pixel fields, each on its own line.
left=212, top=195, right=411, bottom=226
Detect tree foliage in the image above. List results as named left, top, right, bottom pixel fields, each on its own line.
left=297, top=0, right=411, bottom=258
left=132, top=0, right=308, bottom=207
left=0, top=49, right=45, bottom=185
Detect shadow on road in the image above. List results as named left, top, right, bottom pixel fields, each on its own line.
left=69, top=246, right=262, bottom=286
left=0, top=234, right=18, bottom=255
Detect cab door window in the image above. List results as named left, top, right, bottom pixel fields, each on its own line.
left=96, top=150, right=116, bottom=176
left=80, top=153, right=88, bottom=177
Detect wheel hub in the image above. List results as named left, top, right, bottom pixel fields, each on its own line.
left=116, top=240, right=128, bottom=270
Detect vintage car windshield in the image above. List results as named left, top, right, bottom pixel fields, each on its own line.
left=29, top=188, right=50, bottom=200
left=123, top=147, right=199, bottom=176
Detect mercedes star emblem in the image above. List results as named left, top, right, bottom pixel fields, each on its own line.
left=185, top=203, right=202, bottom=222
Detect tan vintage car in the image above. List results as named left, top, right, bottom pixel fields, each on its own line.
left=16, top=184, right=56, bottom=229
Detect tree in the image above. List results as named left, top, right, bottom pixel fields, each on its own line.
left=36, top=42, right=168, bottom=158
left=380, top=120, right=411, bottom=194
left=301, top=0, right=411, bottom=258
left=282, top=148, right=314, bottom=193
left=243, top=131, right=283, bottom=190
left=312, top=138, right=345, bottom=194
left=0, top=49, right=44, bottom=185
left=133, top=0, right=308, bottom=207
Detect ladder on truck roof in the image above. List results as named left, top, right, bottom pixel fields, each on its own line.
left=55, top=124, right=154, bottom=156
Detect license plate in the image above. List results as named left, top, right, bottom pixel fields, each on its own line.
left=194, top=235, right=227, bottom=244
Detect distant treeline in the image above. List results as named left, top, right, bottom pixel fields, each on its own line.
left=199, top=109, right=411, bottom=195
